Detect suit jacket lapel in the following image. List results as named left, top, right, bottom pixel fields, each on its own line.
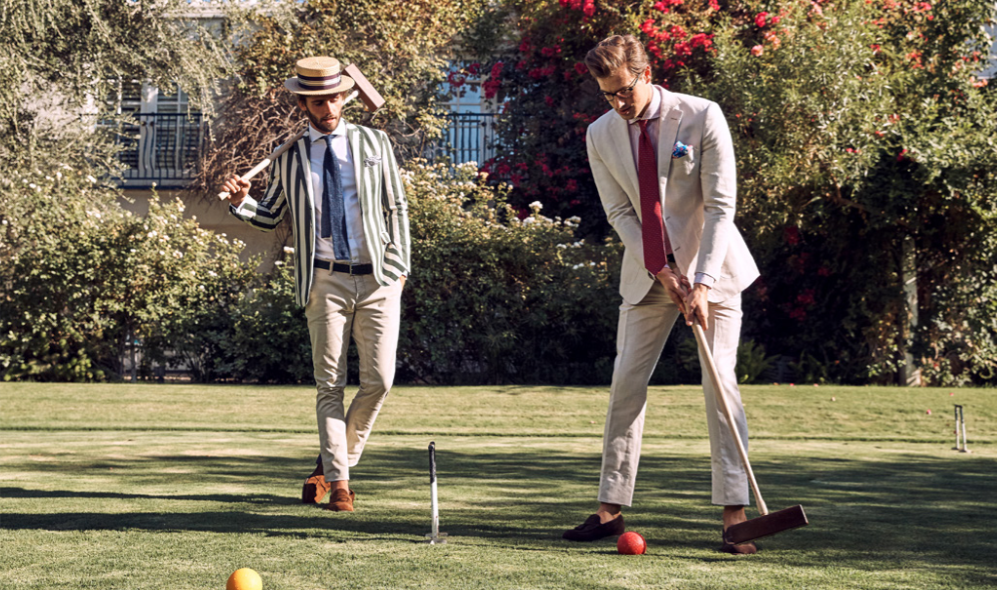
left=607, top=115, right=639, bottom=200
left=347, top=123, right=364, bottom=202
left=657, top=100, right=683, bottom=185
left=295, top=135, right=314, bottom=215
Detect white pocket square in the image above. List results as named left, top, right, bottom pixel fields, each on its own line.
left=364, top=155, right=382, bottom=167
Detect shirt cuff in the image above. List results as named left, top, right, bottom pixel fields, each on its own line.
left=694, top=272, right=715, bottom=287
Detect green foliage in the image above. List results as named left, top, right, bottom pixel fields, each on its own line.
left=0, top=168, right=256, bottom=381
left=736, top=339, right=776, bottom=384
left=400, top=161, right=623, bottom=384
left=226, top=264, right=313, bottom=384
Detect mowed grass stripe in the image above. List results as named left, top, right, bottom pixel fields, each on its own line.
left=0, top=425, right=988, bottom=446
left=2, top=383, right=993, bottom=443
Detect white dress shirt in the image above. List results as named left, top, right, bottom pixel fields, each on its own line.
left=622, top=87, right=714, bottom=287
left=308, top=121, right=370, bottom=264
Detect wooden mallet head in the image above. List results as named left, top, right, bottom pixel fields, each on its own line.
left=344, top=64, right=385, bottom=112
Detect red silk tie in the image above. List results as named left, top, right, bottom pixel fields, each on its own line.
left=638, top=119, right=669, bottom=276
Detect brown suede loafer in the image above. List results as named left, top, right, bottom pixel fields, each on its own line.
left=720, top=528, right=759, bottom=555
left=562, top=514, right=625, bottom=542
left=302, top=463, right=331, bottom=504
left=323, top=488, right=356, bottom=512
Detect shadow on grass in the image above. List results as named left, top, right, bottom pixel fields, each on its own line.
left=3, top=444, right=997, bottom=581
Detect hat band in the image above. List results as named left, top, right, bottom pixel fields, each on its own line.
left=298, top=72, right=342, bottom=90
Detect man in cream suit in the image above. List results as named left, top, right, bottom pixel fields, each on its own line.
left=561, top=36, right=760, bottom=554
left=221, top=56, right=410, bottom=513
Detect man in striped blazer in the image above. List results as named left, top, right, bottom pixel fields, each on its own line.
left=221, top=56, right=410, bottom=513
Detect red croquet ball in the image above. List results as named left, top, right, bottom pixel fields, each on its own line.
left=617, top=531, right=647, bottom=555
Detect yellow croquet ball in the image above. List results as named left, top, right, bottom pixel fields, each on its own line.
left=226, top=568, right=262, bottom=590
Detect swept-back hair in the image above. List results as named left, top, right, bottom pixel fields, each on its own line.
left=584, top=34, right=649, bottom=78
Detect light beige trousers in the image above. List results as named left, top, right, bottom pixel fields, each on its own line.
left=305, top=268, right=402, bottom=481
left=598, top=281, right=750, bottom=507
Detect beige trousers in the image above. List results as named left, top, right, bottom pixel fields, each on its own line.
left=305, top=268, right=402, bottom=482
left=598, top=281, right=750, bottom=507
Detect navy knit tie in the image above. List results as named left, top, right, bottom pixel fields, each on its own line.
left=321, top=134, right=350, bottom=261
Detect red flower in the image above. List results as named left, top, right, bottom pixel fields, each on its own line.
left=818, top=266, right=831, bottom=277
left=784, top=226, right=800, bottom=246
left=797, top=289, right=816, bottom=306
left=574, top=62, right=589, bottom=76
left=566, top=179, right=579, bottom=192
left=582, top=0, right=596, bottom=17
left=544, top=95, right=555, bottom=107
left=708, top=0, right=720, bottom=10
left=689, top=33, right=713, bottom=51
left=755, top=12, right=769, bottom=28
left=897, top=148, right=908, bottom=161
left=541, top=47, right=556, bottom=58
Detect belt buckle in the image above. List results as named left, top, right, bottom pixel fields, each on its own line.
left=347, top=264, right=355, bottom=276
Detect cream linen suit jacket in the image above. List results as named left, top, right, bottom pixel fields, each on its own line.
left=587, top=86, right=758, bottom=304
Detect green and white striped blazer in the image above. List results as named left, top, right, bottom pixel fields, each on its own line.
left=230, top=122, right=411, bottom=307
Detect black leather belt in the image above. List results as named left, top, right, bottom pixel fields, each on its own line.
left=314, top=259, right=373, bottom=275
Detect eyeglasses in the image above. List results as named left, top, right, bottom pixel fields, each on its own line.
left=601, top=75, right=641, bottom=101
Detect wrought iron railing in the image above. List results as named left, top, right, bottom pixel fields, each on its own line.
left=113, top=112, right=206, bottom=188
left=426, top=112, right=502, bottom=166
left=110, top=112, right=501, bottom=188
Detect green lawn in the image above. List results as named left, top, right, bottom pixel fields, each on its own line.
left=1, top=383, right=994, bottom=589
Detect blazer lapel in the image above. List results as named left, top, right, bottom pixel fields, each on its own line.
left=295, top=135, right=314, bottom=214
left=608, top=116, right=639, bottom=199
left=347, top=123, right=364, bottom=201
left=657, top=100, right=683, bottom=184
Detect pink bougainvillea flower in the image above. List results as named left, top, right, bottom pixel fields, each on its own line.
left=751, top=45, right=764, bottom=57
left=755, top=12, right=769, bottom=27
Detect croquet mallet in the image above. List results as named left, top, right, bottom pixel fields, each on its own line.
left=216, top=63, right=386, bottom=201
left=692, top=323, right=809, bottom=544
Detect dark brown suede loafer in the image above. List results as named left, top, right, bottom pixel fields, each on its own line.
left=302, top=462, right=331, bottom=504
left=323, top=488, right=356, bottom=512
left=720, top=528, right=758, bottom=554
left=562, top=514, right=625, bottom=541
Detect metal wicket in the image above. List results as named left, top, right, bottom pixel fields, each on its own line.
left=953, top=404, right=971, bottom=453
left=424, top=441, right=448, bottom=544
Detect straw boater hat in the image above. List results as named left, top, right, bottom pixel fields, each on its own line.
left=284, top=56, right=356, bottom=96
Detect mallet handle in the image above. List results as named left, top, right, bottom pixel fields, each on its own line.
left=217, top=90, right=359, bottom=201
left=693, top=324, right=768, bottom=516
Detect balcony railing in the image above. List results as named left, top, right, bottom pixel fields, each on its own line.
left=113, top=112, right=206, bottom=189
left=426, top=112, right=502, bottom=166
left=110, top=112, right=500, bottom=189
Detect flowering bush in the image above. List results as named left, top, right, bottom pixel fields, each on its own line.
left=399, top=161, right=623, bottom=384
left=0, top=169, right=256, bottom=381
left=473, top=0, right=997, bottom=384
